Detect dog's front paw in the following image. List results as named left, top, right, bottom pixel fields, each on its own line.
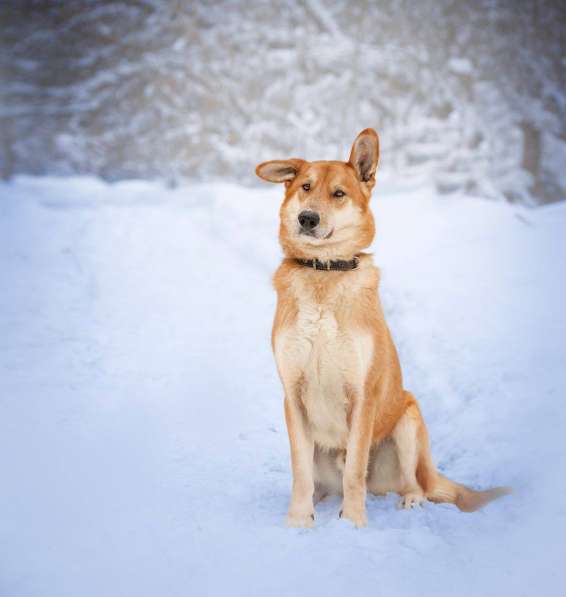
left=397, top=492, right=425, bottom=510
left=339, top=506, right=367, bottom=528
left=287, top=511, right=315, bottom=528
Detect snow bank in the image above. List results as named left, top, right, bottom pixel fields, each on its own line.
left=0, top=177, right=564, bottom=596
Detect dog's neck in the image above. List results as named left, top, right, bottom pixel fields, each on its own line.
left=294, top=256, right=359, bottom=271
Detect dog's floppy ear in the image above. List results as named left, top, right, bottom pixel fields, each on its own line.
left=255, top=159, right=306, bottom=185
left=349, top=129, right=379, bottom=183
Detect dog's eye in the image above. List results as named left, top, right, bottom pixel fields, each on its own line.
left=302, top=183, right=310, bottom=191
left=334, top=190, right=345, bottom=198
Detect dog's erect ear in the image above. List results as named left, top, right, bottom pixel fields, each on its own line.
left=348, top=129, right=379, bottom=183
left=255, top=159, right=306, bottom=185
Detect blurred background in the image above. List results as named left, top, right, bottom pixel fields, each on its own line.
left=1, top=0, right=565, bottom=204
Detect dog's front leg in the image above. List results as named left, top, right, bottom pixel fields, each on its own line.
left=284, top=395, right=315, bottom=528
left=341, top=393, right=377, bottom=528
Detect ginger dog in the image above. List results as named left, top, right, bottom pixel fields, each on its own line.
left=256, top=129, right=509, bottom=528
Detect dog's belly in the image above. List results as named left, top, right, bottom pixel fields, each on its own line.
left=275, top=303, right=373, bottom=450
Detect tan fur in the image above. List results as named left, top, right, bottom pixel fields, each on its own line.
left=256, top=129, right=510, bottom=528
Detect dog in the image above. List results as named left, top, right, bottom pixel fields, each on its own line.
left=256, top=129, right=510, bottom=528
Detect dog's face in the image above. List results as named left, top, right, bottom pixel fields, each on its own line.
left=256, top=129, right=379, bottom=261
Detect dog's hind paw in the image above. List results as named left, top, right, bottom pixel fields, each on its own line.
left=398, top=493, right=425, bottom=510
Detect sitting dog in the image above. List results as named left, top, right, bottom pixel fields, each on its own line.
left=256, top=129, right=509, bottom=528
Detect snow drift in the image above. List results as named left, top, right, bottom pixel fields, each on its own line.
left=0, top=176, right=565, bottom=596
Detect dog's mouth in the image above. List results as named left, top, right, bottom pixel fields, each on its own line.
left=298, top=227, right=334, bottom=241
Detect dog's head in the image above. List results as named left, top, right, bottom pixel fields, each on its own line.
left=256, top=129, right=379, bottom=261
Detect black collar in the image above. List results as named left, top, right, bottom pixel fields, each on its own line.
left=295, top=256, right=359, bottom=271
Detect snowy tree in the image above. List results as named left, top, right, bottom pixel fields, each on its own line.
left=0, top=0, right=564, bottom=203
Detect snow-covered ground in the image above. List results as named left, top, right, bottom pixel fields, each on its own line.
left=1, top=176, right=565, bottom=597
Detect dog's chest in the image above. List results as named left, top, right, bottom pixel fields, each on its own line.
left=274, top=280, right=373, bottom=449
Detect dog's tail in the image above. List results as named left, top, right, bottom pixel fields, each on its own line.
left=426, top=472, right=511, bottom=512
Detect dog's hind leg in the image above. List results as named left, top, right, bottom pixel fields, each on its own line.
left=392, top=397, right=426, bottom=509
left=394, top=393, right=511, bottom=512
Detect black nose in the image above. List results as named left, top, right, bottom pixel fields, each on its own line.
left=298, top=210, right=320, bottom=231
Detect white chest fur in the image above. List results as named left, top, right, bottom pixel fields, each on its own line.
left=274, top=274, right=374, bottom=450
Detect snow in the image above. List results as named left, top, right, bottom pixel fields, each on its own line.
left=1, top=176, right=565, bottom=596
